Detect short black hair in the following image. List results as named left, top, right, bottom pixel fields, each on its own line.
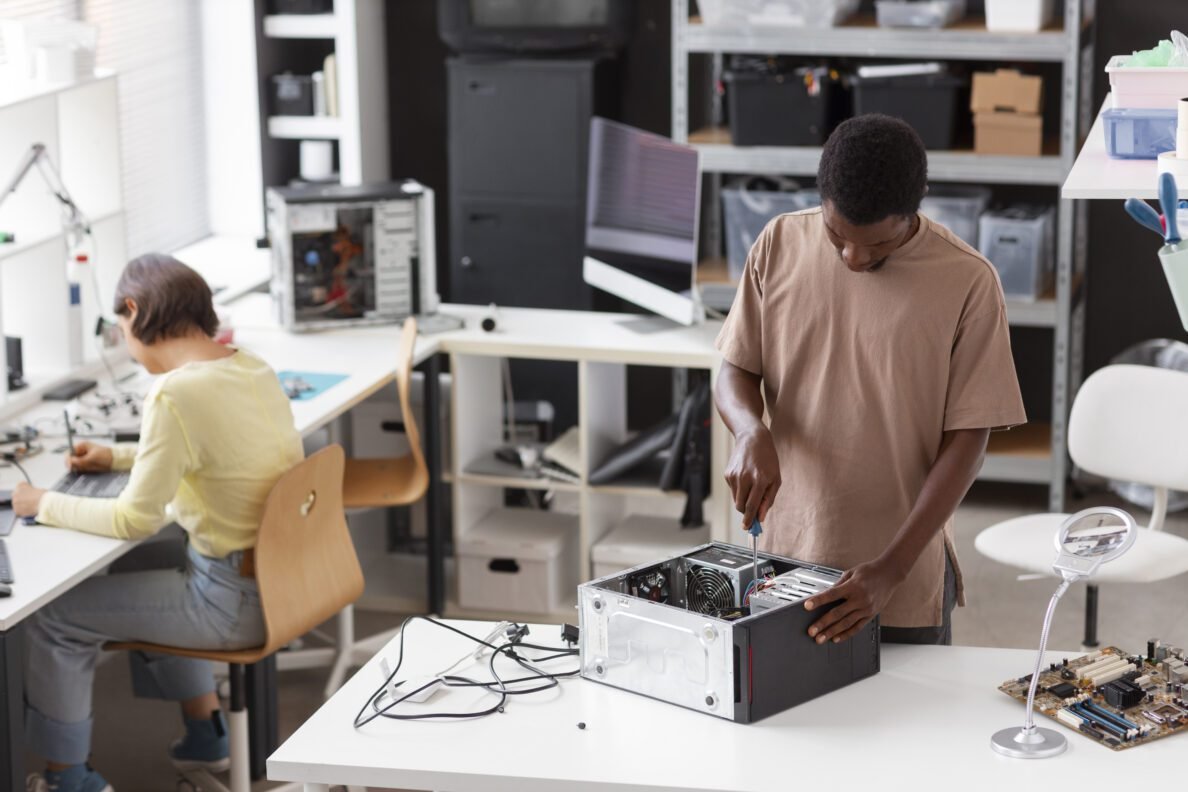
left=113, top=253, right=219, bottom=344
left=817, top=114, right=928, bottom=226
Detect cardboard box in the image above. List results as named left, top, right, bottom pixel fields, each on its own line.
left=971, top=69, right=1043, bottom=156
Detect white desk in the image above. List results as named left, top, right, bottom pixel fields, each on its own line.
left=269, top=619, right=1162, bottom=791
left=1063, top=96, right=1181, bottom=200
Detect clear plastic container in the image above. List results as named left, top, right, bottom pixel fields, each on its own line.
left=984, top=0, right=1054, bottom=32
left=697, top=0, right=859, bottom=28
left=1106, top=55, right=1188, bottom=110
left=920, top=186, right=991, bottom=247
left=978, top=206, right=1055, bottom=300
left=1102, top=107, right=1178, bottom=159
left=722, top=186, right=821, bottom=281
left=875, top=0, right=966, bottom=28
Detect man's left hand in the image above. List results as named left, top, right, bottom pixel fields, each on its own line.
left=804, top=559, right=905, bottom=644
left=12, top=481, right=45, bottom=518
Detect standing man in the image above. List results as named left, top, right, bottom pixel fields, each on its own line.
left=715, top=114, right=1026, bottom=646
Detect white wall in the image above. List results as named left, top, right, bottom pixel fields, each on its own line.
left=199, top=0, right=264, bottom=240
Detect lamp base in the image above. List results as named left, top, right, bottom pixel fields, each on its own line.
left=990, top=726, right=1067, bottom=759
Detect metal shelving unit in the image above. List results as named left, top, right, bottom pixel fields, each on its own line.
left=675, top=0, right=1093, bottom=510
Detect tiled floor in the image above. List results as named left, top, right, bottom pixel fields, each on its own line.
left=26, top=482, right=1188, bottom=790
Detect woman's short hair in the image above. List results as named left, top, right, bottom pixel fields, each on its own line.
left=112, top=253, right=219, bottom=344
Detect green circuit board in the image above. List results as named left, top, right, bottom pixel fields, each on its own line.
left=999, top=644, right=1188, bottom=751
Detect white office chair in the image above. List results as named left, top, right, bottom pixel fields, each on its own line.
left=975, top=364, right=1188, bottom=646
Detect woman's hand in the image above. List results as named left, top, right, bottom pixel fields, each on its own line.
left=12, top=481, right=45, bottom=518
left=67, top=441, right=114, bottom=473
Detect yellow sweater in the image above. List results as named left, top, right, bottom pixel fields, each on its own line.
left=38, top=349, right=304, bottom=558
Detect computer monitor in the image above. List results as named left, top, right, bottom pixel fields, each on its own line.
left=583, top=118, right=703, bottom=326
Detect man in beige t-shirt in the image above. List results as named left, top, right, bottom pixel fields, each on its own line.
left=715, top=114, right=1026, bottom=645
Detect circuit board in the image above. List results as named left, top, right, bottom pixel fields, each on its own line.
left=999, top=642, right=1188, bottom=751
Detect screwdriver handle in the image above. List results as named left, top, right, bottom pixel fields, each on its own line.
left=747, top=518, right=763, bottom=538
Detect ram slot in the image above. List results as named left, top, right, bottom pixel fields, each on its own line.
left=1083, top=700, right=1141, bottom=733
left=1070, top=704, right=1129, bottom=740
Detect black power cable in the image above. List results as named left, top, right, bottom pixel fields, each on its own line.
left=353, top=616, right=579, bottom=728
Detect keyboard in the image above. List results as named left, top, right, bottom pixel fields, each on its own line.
left=53, top=471, right=131, bottom=498
left=0, top=538, right=11, bottom=584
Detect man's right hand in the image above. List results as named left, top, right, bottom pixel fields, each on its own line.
left=724, top=426, right=781, bottom=528
left=67, top=441, right=114, bottom=473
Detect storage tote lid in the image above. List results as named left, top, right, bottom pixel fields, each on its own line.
left=971, top=69, right=1042, bottom=114
left=456, top=508, right=576, bottom=561
left=591, top=515, right=709, bottom=566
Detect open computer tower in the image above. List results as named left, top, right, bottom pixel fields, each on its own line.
left=579, top=542, right=880, bottom=723
left=266, top=181, right=438, bottom=332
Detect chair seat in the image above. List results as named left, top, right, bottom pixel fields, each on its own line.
left=342, top=455, right=428, bottom=509
left=105, top=640, right=268, bottom=665
left=975, top=512, right=1188, bottom=584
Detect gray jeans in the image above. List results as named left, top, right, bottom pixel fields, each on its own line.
left=24, top=532, right=265, bottom=765
left=879, top=551, right=958, bottom=646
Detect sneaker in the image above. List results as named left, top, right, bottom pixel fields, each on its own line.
left=26, top=765, right=113, bottom=792
left=169, top=710, right=230, bottom=773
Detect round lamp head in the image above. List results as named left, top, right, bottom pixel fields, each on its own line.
left=1051, top=506, right=1138, bottom=583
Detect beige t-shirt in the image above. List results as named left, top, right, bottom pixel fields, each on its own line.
left=716, top=208, right=1026, bottom=628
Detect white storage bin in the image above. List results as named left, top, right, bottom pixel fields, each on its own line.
left=875, top=0, right=966, bottom=29
left=697, top=0, right=859, bottom=28
left=722, top=186, right=820, bottom=281
left=591, top=515, right=710, bottom=579
left=1106, top=55, right=1188, bottom=110
left=984, top=0, right=1054, bottom=32
left=457, top=508, right=577, bottom=615
left=978, top=206, right=1055, bottom=301
left=920, top=186, right=991, bottom=248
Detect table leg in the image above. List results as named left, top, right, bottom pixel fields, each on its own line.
left=1083, top=584, right=1099, bottom=648
left=246, top=656, right=278, bottom=781
left=422, top=354, right=446, bottom=615
left=1, top=624, right=25, bottom=792
left=302, top=785, right=330, bottom=792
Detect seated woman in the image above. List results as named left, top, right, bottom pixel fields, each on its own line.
left=14, top=253, right=303, bottom=792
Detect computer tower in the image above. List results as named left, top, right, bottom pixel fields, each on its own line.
left=578, top=541, right=881, bottom=723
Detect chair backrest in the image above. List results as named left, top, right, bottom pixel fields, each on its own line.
left=1069, top=364, right=1188, bottom=492
left=254, top=444, right=364, bottom=656
left=395, top=316, right=428, bottom=482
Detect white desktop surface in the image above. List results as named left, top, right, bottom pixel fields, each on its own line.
left=268, top=619, right=1161, bottom=792
left=1063, top=95, right=1181, bottom=201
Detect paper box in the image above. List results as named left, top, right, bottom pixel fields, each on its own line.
left=971, top=69, right=1043, bottom=156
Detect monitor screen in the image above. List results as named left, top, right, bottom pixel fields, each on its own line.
left=470, top=0, right=610, bottom=28
left=586, top=117, right=700, bottom=294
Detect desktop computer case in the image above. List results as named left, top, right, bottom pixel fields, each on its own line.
left=266, top=180, right=438, bottom=332
left=578, top=542, right=880, bottom=723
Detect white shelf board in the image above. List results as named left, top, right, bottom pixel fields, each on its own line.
left=1005, top=296, right=1057, bottom=328
left=0, top=69, right=116, bottom=111
left=456, top=471, right=581, bottom=493
left=978, top=454, right=1051, bottom=484
left=263, top=13, right=337, bottom=39
left=1062, top=95, right=1171, bottom=200
left=267, top=115, right=341, bottom=140
left=694, top=138, right=1066, bottom=184
left=682, top=17, right=1069, bottom=61
left=0, top=209, right=123, bottom=264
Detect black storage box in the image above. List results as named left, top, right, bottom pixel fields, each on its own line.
left=725, top=65, right=848, bottom=146
left=270, top=0, right=333, bottom=13
left=852, top=71, right=966, bottom=149
left=270, top=73, right=314, bottom=117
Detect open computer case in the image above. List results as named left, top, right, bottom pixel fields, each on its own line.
left=579, top=542, right=880, bottom=723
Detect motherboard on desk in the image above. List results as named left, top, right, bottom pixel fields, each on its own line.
left=999, top=640, right=1188, bottom=750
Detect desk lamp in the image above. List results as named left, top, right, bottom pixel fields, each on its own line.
left=990, top=506, right=1138, bottom=759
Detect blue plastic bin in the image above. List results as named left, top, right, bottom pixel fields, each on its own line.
left=1102, top=108, right=1177, bottom=160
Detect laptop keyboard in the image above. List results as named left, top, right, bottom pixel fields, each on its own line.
left=53, top=471, right=131, bottom=498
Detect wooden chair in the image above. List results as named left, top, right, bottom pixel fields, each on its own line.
left=107, top=445, right=363, bottom=792
left=323, top=316, right=430, bottom=696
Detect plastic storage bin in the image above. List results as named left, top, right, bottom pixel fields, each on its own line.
left=722, top=186, right=821, bottom=281
left=697, top=0, right=859, bottom=28
left=1106, top=55, right=1188, bottom=110
left=591, top=515, right=710, bottom=579
left=875, top=0, right=966, bottom=28
left=852, top=69, right=966, bottom=149
left=457, top=508, right=578, bottom=614
left=724, top=66, right=848, bottom=146
left=919, top=186, right=991, bottom=248
left=984, top=0, right=1054, bottom=32
left=1102, top=108, right=1178, bottom=159
left=978, top=206, right=1055, bottom=300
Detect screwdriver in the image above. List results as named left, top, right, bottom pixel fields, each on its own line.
left=748, top=518, right=763, bottom=575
